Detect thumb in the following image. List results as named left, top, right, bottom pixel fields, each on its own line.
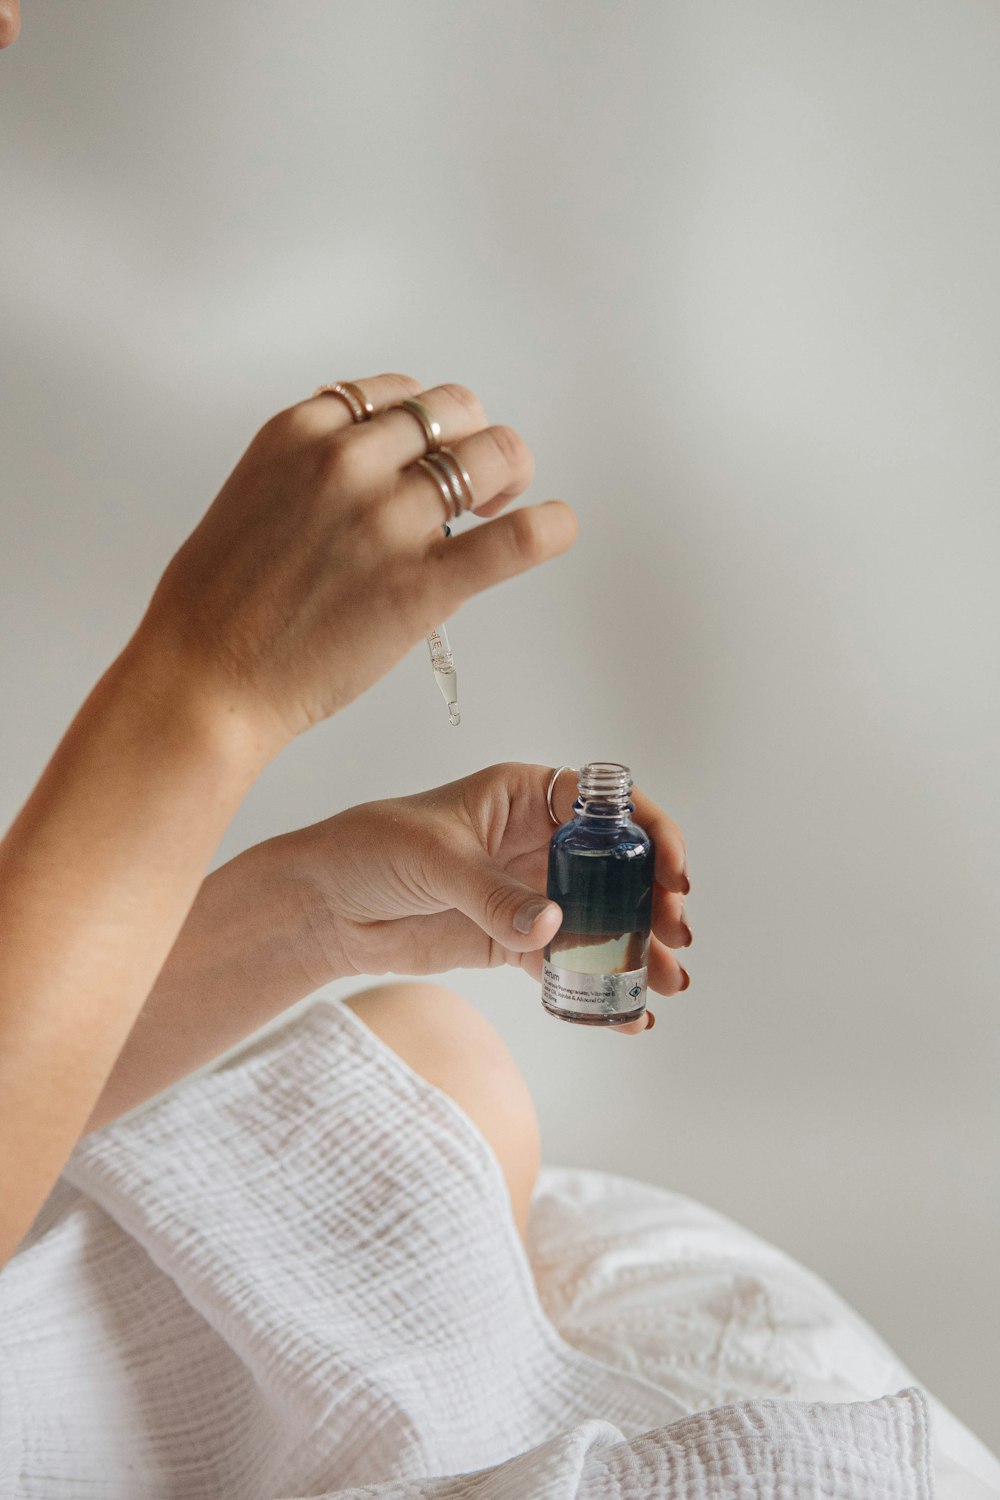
left=451, top=855, right=562, bottom=953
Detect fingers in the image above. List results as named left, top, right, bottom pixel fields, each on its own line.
left=405, top=423, right=536, bottom=522
left=306, top=379, right=492, bottom=478
left=290, top=372, right=425, bottom=436
left=430, top=500, right=579, bottom=603
left=614, top=1011, right=656, bottom=1036
left=441, top=852, right=564, bottom=956
left=652, top=881, right=692, bottom=951
left=540, top=766, right=689, bottom=902
left=367, top=382, right=489, bottom=469
left=0, top=1, right=21, bottom=49
left=463, top=765, right=689, bottom=1040
left=610, top=921, right=690, bottom=1037
left=629, top=782, right=688, bottom=894
left=647, top=934, right=690, bottom=996
left=294, top=377, right=541, bottom=539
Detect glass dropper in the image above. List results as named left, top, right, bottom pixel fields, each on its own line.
left=424, top=516, right=460, bottom=726
left=426, top=624, right=460, bottom=726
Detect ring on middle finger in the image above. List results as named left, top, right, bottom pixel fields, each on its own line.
left=433, top=447, right=476, bottom=512
left=392, top=397, right=443, bottom=456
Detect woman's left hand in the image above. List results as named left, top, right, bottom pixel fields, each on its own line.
left=280, top=762, right=692, bottom=1032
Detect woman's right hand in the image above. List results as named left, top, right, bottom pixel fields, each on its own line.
left=136, top=373, right=578, bottom=752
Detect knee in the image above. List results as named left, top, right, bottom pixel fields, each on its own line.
left=342, top=982, right=541, bottom=1239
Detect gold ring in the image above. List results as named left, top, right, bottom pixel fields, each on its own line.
left=337, top=380, right=374, bottom=418
left=394, top=397, right=443, bottom=455
left=434, top=447, right=476, bottom=512
left=312, top=382, right=374, bottom=422
left=546, top=765, right=576, bottom=826
left=416, top=456, right=458, bottom=524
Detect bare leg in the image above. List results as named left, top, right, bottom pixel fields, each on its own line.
left=342, top=982, right=541, bottom=1241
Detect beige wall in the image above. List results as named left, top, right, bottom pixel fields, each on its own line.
left=2, top=0, right=997, bottom=1452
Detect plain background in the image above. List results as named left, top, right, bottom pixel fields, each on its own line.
left=2, top=0, right=997, bottom=1455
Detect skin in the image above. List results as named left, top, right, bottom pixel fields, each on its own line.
left=0, top=5, right=691, bottom=1265
left=343, top=982, right=545, bottom=1241
left=0, top=1, right=18, bottom=47
left=87, top=762, right=692, bottom=1133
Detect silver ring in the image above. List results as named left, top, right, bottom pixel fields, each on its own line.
left=546, top=765, right=576, bottom=826
left=420, top=452, right=465, bottom=519
left=394, top=397, right=443, bottom=455
left=312, top=382, right=373, bottom=422
left=416, top=456, right=458, bottom=523
left=434, top=447, right=476, bottom=512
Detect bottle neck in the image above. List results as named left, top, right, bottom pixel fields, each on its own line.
left=574, top=762, right=634, bottom=821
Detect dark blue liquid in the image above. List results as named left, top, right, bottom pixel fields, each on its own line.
left=544, top=812, right=654, bottom=956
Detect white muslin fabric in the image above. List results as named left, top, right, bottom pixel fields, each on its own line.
left=0, top=998, right=996, bottom=1499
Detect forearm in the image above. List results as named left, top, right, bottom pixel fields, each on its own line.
left=86, top=832, right=334, bottom=1132
left=0, top=636, right=276, bottom=1260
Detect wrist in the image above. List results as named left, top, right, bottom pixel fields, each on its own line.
left=114, top=626, right=290, bottom=779
left=254, top=820, right=354, bottom=989
left=195, top=831, right=343, bottom=1000
left=86, top=831, right=340, bottom=1131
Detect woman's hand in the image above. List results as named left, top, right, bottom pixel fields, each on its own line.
left=0, top=375, right=577, bottom=1260
left=136, top=374, right=577, bottom=752
left=281, top=762, right=692, bottom=1035
left=85, top=761, right=691, bottom=1131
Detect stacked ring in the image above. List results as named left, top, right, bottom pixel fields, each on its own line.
left=434, top=448, right=475, bottom=512
left=392, top=397, right=442, bottom=455
left=417, top=455, right=462, bottom=522
left=313, top=382, right=374, bottom=422
left=417, top=449, right=477, bottom=521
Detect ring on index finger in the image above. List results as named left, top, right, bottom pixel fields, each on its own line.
left=313, top=381, right=375, bottom=422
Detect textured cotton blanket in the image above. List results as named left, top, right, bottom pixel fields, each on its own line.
left=2, top=999, right=997, bottom=1498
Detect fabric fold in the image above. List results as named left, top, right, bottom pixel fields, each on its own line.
left=296, top=1393, right=933, bottom=1499
left=0, top=998, right=954, bottom=1497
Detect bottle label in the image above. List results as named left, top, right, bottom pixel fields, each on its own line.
left=541, top=962, right=647, bottom=1018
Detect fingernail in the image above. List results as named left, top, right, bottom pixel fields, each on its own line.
left=680, top=907, right=693, bottom=946
left=644, top=1011, right=656, bottom=1031
left=681, top=860, right=691, bottom=896
left=514, top=899, right=550, bottom=934
left=678, top=967, right=691, bottom=991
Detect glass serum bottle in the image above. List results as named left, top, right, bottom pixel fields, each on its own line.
left=542, top=763, right=654, bottom=1026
